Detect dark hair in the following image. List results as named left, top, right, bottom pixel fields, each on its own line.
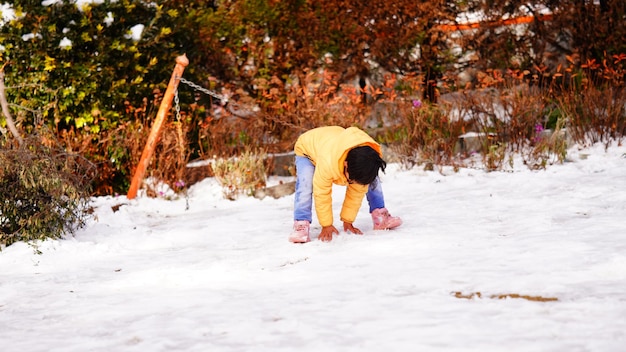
left=345, top=146, right=386, bottom=185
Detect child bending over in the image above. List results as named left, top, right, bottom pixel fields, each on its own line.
left=289, top=126, right=402, bottom=243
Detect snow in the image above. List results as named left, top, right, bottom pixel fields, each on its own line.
left=21, top=32, right=42, bottom=42
left=2, top=143, right=626, bottom=351
left=104, top=11, right=114, bottom=27
left=42, top=0, right=108, bottom=10
left=0, top=3, right=15, bottom=26
left=59, top=37, right=72, bottom=49
left=126, top=24, right=144, bottom=41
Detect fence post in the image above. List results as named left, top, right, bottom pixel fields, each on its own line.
left=127, top=54, right=189, bottom=200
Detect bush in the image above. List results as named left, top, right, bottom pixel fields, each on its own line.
left=213, top=149, right=267, bottom=200
left=0, top=136, right=94, bottom=248
left=0, top=0, right=215, bottom=133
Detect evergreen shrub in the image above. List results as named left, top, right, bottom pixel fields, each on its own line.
left=0, top=136, right=94, bottom=248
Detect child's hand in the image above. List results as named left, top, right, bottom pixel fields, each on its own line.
left=343, top=222, right=363, bottom=235
left=319, top=226, right=338, bottom=242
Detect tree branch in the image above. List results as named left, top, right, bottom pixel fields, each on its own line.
left=0, top=67, right=24, bottom=146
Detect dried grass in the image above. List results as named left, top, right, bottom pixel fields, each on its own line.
left=453, top=291, right=559, bottom=302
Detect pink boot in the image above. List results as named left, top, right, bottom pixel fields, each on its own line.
left=371, top=208, right=402, bottom=230
left=289, top=220, right=311, bottom=243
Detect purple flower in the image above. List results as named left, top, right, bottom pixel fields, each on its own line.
left=412, top=99, right=422, bottom=109
left=535, top=123, right=545, bottom=134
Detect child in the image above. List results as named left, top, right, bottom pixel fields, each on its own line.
left=289, top=126, right=402, bottom=243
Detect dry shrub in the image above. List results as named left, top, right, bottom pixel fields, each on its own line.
left=427, top=57, right=625, bottom=172
left=384, top=98, right=469, bottom=171
left=480, top=139, right=508, bottom=172
left=0, top=134, right=94, bottom=248
left=557, top=83, right=626, bottom=147
left=59, top=120, right=147, bottom=196
left=451, top=84, right=567, bottom=172
left=148, top=118, right=190, bottom=194
left=497, top=85, right=549, bottom=151
left=255, top=71, right=373, bottom=144
left=212, top=149, right=267, bottom=200
left=457, top=74, right=547, bottom=144
left=196, top=114, right=272, bottom=158
left=531, top=57, right=625, bottom=149
left=524, top=132, right=568, bottom=170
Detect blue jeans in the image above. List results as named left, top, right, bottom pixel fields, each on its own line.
left=293, top=156, right=385, bottom=222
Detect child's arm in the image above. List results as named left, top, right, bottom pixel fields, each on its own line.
left=313, top=174, right=335, bottom=227
left=339, top=184, right=368, bottom=223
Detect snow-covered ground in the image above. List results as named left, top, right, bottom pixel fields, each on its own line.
left=1, top=143, right=626, bottom=352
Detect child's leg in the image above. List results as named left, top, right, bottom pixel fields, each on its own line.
left=294, top=156, right=315, bottom=222
left=367, top=176, right=402, bottom=230
left=366, top=176, right=385, bottom=213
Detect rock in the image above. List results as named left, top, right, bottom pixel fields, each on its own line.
left=254, top=181, right=296, bottom=200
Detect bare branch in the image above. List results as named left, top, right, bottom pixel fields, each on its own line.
left=0, top=67, right=24, bottom=146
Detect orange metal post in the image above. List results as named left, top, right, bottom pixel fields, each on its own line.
left=127, top=54, right=189, bottom=199
left=438, top=14, right=553, bottom=32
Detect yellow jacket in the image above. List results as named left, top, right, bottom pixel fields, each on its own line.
left=294, top=126, right=382, bottom=227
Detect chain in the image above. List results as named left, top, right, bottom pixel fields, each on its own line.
left=174, top=88, right=181, bottom=121
left=177, top=76, right=228, bottom=103
left=175, top=75, right=304, bottom=130
left=173, top=88, right=190, bottom=210
left=173, top=89, right=184, bottom=155
left=176, top=76, right=261, bottom=119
